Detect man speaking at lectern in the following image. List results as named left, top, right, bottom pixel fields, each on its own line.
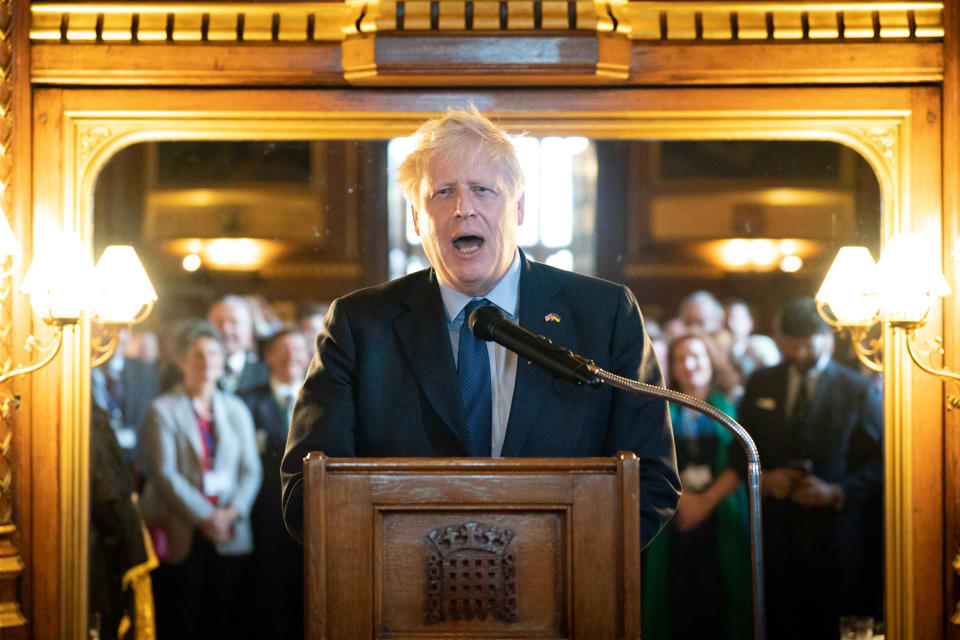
left=281, top=108, right=680, bottom=547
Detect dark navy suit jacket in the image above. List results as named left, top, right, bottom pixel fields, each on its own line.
left=92, top=357, right=160, bottom=461
left=736, top=359, right=883, bottom=520
left=281, top=255, right=680, bottom=546
left=240, top=383, right=303, bottom=638
left=242, top=383, right=299, bottom=551
left=735, top=358, right=883, bottom=635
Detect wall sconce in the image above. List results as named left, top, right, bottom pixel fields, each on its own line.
left=89, top=245, right=157, bottom=366
left=0, top=223, right=155, bottom=628
left=0, top=229, right=157, bottom=387
left=816, top=233, right=958, bottom=386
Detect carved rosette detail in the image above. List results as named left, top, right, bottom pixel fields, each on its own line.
left=79, top=126, right=114, bottom=168
left=850, top=124, right=899, bottom=178
left=425, top=522, right=517, bottom=624
left=862, top=125, right=898, bottom=160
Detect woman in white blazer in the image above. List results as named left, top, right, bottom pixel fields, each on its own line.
left=140, top=319, right=262, bottom=640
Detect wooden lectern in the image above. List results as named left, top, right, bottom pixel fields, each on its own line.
left=304, top=452, right=643, bottom=639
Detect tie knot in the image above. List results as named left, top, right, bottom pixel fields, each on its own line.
left=462, top=298, right=489, bottom=327
left=464, top=297, right=488, bottom=313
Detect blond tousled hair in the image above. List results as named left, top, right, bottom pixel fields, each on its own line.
left=396, top=106, right=525, bottom=209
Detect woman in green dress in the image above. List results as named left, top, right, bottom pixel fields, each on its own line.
left=642, top=332, right=752, bottom=640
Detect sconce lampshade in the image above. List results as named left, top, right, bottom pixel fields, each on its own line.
left=19, top=231, right=95, bottom=322
left=0, top=214, right=20, bottom=260
left=815, top=246, right=880, bottom=325
left=876, top=233, right=951, bottom=324
left=92, top=245, right=158, bottom=323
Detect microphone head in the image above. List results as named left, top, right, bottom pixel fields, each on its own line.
left=469, top=304, right=505, bottom=341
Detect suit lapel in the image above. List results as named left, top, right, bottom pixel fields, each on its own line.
left=804, top=361, right=837, bottom=437
left=210, top=392, right=239, bottom=474
left=771, top=364, right=791, bottom=432
left=267, top=393, right=289, bottom=436
left=501, top=259, right=571, bottom=456
left=394, top=271, right=466, bottom=448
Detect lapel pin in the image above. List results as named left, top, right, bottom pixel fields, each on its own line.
left=544, top=312, right=561, bottom=323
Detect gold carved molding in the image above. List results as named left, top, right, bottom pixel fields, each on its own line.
left=0, top=0, right=25, bottom=629
left=50, top=101, right=917, bottom=639
left=617, top=1, right=944, bottom=40
left=27, top=1, right=945, bottom=85
left=29, top=1, right=945, bottom=43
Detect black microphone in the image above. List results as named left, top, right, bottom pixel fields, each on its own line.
left=469, top=305, right=600, bottom=387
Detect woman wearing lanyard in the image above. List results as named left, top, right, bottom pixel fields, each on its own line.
left=642, top=331, right=751, bottom=640
left=140, top=319, right=262, bottom=639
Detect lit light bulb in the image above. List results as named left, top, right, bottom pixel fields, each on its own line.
left=20, top=231, right=95, bottom=322
left=779, top=255, right=803, bottom=273
left=183, top=254, right=202, bottom=272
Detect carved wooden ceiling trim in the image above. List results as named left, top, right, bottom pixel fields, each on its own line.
left=30, top=1, right=944, bottom=44
left=618, top=1, right=944, bottom=41
left=28, top=1, right=945, bottom=85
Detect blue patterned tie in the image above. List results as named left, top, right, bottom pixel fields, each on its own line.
left=458, top=298, right=492, bottom=456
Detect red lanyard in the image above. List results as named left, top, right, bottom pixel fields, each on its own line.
left=195, top=411, right=216, bottom=472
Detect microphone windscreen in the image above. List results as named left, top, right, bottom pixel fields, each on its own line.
left=469, top=304, right=505, bottom=341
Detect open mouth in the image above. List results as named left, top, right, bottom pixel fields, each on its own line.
left=452, top=235, right=484, bottom=254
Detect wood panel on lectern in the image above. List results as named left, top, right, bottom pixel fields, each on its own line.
left=304, top=455, right=642, bottom=639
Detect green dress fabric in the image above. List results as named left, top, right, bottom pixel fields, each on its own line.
left=642, top=393, right=752, bottom=640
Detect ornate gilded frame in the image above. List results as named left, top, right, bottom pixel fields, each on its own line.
left=29, top=86, right=933, bottom=638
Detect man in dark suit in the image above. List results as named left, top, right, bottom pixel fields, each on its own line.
left=92, top=329, right=160, bottom=468
left=735, top=298, right=883, bottom=640
left=240, top=326, right=311, bottom=639
left=208, top=295, right=270, bottom=395
left=281, top=108, right=680, bottom=548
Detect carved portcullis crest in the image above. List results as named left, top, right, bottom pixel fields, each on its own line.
left=425, top=522, right=517, bottom=624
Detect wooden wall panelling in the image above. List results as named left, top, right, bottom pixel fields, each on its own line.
left=943, top=0, right=960, bottom=636
left=29, top=86, right=67, bottom=640
left=902, top=84, right=947, bottom=640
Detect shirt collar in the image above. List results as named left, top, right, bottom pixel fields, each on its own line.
left=106, top=356, right=124, bottom=377
left=438, top=249, right=521, bottom=325
left=227, top=350, right=247, bottom=375
left=270, top=378, right=297, bottom=399
left=791, top=352, right=831, bottom=381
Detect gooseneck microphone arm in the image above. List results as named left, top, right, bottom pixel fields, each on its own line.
left=469, top=305, right=766, bottom=640
left=594, top=369, right=766, bottom=640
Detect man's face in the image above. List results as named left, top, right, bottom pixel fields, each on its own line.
left=412, top=144, right=524, bottom=297
left=265, top=332, right=311, bottom=385
left=780, top=332, right=832, bottom=373
left=208, top=301, right=252, bottom=357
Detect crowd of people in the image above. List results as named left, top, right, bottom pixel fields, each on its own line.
left=642, top=291, right=884, bottom=640
left=89, top=296, right=326, bottom=640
